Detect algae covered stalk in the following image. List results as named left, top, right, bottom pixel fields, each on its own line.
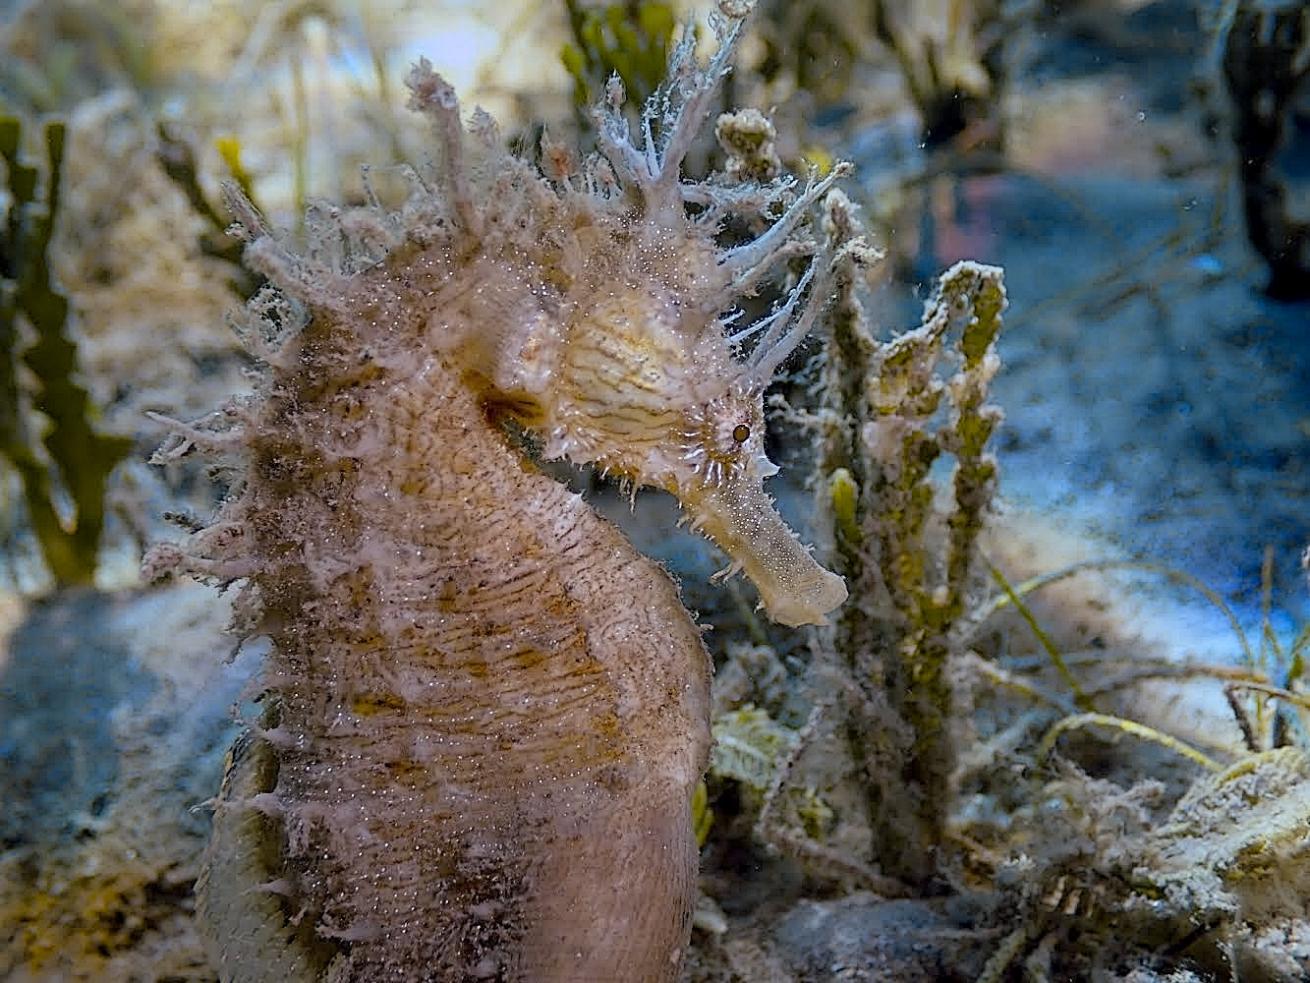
left=814, top=188, right=1006, bottom=888
left=0, top=115, right=132, bottom=588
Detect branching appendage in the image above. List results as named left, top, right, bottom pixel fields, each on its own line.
left=144, top=3, right=858, bottom=981
left=868, top=260, right=1006, bottom=887
left=806, top=187, right=1006, bottom=889
left=860, top=260, right=1005, bottom=888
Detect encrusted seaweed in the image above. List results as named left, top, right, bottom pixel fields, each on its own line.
left=0, top=115, right=132, bottom=586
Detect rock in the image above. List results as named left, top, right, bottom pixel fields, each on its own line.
left=773, top=892, right=989, bottom=982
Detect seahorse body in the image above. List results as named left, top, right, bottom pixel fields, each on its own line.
left=153, top=6, right=852, bottom=980
left=197, top=338, right=710, bottom=980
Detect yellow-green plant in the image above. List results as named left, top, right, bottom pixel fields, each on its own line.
left=154, top=125, right=261, bottom=298
left=0, top=116, right=132, bottom=587
left=561, top=0, right=677, bottom=111
left=812, top=187, right=1006, bottom=886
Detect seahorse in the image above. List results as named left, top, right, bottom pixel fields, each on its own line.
left=146, top=4, right=849, bottom=980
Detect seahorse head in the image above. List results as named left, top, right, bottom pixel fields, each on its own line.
left=519, top=253, right=848, bottom=628
left=400, top=5, right=849, bottom=628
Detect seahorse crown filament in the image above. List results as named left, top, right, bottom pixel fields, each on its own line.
left=147, top=3, right=853, bottom=979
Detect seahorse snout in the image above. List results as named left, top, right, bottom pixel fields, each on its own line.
left=690, top=479, right=848, bottom=627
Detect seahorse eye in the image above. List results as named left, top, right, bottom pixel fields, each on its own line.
left=731, top=424, right=751, bottom=443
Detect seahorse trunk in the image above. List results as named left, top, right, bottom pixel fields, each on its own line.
left=197, top=299, right=711, bottom=981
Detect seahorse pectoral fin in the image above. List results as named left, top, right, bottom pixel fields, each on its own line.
left=691, top=480, right=847, bottom=627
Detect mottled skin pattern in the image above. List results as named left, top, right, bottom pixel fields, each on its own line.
left=149, top=5, right=854, bottom=980
left=198, top=311, right=710, bottom=979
